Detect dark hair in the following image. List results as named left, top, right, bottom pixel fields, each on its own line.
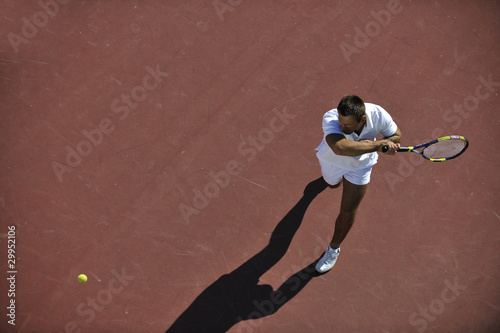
left=337, top=95, right=365, bottom=122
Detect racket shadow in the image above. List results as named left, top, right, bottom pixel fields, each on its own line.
left=165, top=177, right=328, bottom=333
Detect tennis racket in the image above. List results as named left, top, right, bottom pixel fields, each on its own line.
left=381, top=135, right=469, bottom=162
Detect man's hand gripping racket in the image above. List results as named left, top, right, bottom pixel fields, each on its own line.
left=381, top=135, right=469, bottom=162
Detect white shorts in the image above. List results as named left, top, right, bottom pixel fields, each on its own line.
left=318, top=159, right=372, bottom=186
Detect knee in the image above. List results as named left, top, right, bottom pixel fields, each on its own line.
left=339, top=209, right=357, bottom=219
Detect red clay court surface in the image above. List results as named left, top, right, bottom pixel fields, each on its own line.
left=1, top=1, right=499, bottom=332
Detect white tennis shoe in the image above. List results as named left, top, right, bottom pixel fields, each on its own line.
left=315, top=246, right=340, bottom=273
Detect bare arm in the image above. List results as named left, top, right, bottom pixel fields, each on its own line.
left=326, top=127, right=402, bottom=157
left=380, top=127, right=402, bottom=145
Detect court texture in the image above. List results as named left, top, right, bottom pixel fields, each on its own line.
left=0, top=1, right=499, bottom=332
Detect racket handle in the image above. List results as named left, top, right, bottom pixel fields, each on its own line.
left=382, top=145, right=406, bottom=152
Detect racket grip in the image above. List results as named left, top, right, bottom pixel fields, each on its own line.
left=382, top=145, right=406, bottom=152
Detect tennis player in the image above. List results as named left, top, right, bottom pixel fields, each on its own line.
left=315, top=95, right=402, bottom=273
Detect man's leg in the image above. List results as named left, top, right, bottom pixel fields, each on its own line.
left=330, top=178, right=368, bottom=249
left=316, top=177, right=368, bottom=273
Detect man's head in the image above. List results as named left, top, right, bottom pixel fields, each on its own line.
left=337, top=95, right=367, bottom=135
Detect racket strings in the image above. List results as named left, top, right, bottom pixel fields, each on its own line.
left=423, top=139, right=466, bottom=159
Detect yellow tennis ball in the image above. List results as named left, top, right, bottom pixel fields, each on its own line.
left=78, top=274, right=87, bottom=283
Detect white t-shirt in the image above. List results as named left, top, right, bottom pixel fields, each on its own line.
left=316, top=103, right=398, bottom=170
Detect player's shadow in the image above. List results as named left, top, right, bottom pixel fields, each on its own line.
left=166, top=177, right=329, bottom=333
